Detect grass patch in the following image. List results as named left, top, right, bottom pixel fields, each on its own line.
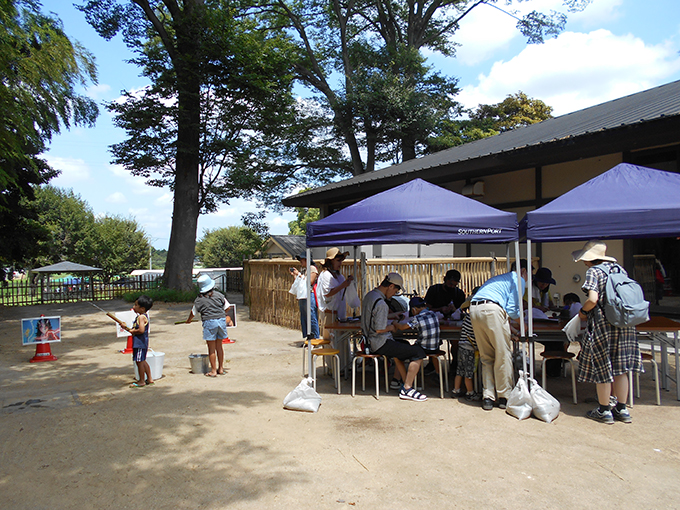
left=122, top=286, right=198, bottom=303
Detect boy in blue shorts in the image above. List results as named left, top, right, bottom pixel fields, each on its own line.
left=129, top=294, right=154, bottom=388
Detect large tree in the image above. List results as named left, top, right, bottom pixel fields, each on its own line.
left=79, top=0, right=342, bottom=290
left=427, top=91, right=553, bottom=152
left=0, top=0, right=98, bottom=265
left=262, top=0, right=590, bottom=175
left=195, top=225, right=265, bottom=267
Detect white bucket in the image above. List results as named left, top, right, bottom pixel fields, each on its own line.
left=133, top=349, right=165, bottom=380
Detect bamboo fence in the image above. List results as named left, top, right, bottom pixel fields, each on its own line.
left=244, top=257, right=516, bottom=330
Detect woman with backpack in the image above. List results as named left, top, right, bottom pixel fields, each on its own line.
left=572, top=241, right=642, bottom=424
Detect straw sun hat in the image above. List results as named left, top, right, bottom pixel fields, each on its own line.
left=571, top=241, right=617, bottom=263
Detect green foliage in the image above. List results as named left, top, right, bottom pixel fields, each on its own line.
left=122, top=287, right=198, bottom=304
left=0, top=0, right=98, bottom=267
left=32, top=185, right=98, bottom=266
left=265, top=0, right=588, bottom=174
left=196, top=226, right=264, bottom=268
left=0, top=0, right=98, bottom=191
left=471, top=92, right=553, bottom=132
left=92, top=216, right=151, bottom=281
left=426, top=91, right=553, bottom=152
left=151, top=248, right=167, bottom=270
left=288, top=207, right=319, bottom=236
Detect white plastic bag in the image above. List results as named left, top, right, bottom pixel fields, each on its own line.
left=530, top=379, right=561, bottom=423
left=288, top=276, right=301, bottom=296
left=283, top=377, right=322, bottom=413
left=562, top=313, right=583, bottom=343
left=345, top=280, right=361, bottom=309
left=506, top=371, right=533, bottom=420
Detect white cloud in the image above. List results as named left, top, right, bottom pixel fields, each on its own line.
left=106, top=192, right=126, bottom=204
left=457, top=29, right=680, bottom=115
left=45, top=156, right=91, bottom=185
left=87, top=83, right=112, bottom=100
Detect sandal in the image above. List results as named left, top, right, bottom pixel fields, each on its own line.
left=129, top=382, right=145, bottom=388
left=399, top=386, right=427, bottom=401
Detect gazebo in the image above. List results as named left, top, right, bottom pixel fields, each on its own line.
left=31, top=261, right=102, bottom=302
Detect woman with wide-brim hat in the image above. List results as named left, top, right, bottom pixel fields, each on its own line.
left=572, top=241, right=641, bottom=424
left=316, top=247, right=354, bottom=340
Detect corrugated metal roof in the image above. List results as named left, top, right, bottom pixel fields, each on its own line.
left=284, top=80, right=680, bottom=204
left=32, top=261, right=102, bottom=273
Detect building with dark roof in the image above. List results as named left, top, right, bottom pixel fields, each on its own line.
left=283, top=80, right=680, bottom=312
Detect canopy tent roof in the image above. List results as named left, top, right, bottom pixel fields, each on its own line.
left=31, top=261, right=102, bottom=273
left=522, top=163, right=680, bottom=242
left=306, top=178, right=518, bottom=247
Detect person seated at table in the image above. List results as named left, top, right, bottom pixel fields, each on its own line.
left=361, top=272, right=427, bottom=401
left=391, top=296, right=442, bottom=384
left=528, top=267, right=556, bottom=312
left=563, top=293, right=582, bottom=319
left=425, top=269, right=466, bottom=317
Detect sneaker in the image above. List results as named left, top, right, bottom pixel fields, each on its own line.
left=612, top=406, right=632, bottom=423
left=482, top=398, right=494, bottom=411
left=390, top=378, right=402, bottom=390
left=451, top=389, right=463, bottom=398
left=586, top=407, right=614, bottom=424
left=399, top=386, right=427, bottom=402
left=497, top=397, right=508, bottom=410
left=465, top=392, right=481, bottom=402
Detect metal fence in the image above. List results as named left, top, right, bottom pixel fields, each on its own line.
left=0, top=269, right=244, bottom=307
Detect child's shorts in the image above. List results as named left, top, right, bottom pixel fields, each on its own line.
left=132, top=347, right=148, bottom=362
left=456, top=346, right=475, bottom=379
left=202, top=318, right=227, bottom=341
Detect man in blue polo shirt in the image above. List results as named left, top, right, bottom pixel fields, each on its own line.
left=469, top=260, right=528, bottom=411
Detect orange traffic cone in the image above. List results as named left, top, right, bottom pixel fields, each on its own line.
left=120, top=335, right=133, bottom=354
left=30, top=342, right=58, bottom=363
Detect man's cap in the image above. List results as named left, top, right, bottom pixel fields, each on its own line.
left=384, top=272, right=404, bottom=288
left=409, top=296, right=427, bottom=309
left=295, top=252, right=313, bottom=264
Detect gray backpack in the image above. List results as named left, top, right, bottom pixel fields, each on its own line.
left=598, top=264, right=649, bottom=328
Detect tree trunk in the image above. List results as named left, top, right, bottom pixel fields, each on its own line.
left=162, top=9, right=203, bottom=292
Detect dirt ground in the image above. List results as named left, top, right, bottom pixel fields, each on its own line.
left=1, top=295, right=680, bottom=510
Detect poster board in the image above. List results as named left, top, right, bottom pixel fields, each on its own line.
left=226, top=305, right=237, bottom=328
left=22, top=316, right=61, bottom=345
left=114, top=310, right=136, bottom=338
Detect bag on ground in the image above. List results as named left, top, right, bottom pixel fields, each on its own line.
left=600, top=263, right=650, bottom=327
left=283, top=377, right=322, bottom=413
left=530, top=378, right=561, bottom=423
left=506, top=371, right=533, bottom=420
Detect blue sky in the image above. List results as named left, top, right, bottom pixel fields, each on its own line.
left=45, top=0, right=680, bottom=250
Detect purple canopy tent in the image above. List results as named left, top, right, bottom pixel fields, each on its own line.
left=521, top=163, right=680, bottom=378
left=521, top=163, right=680, bottom=241
left=306, top=178, right=518, bottom=246
left=302, top=179, right=525, bottom=383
